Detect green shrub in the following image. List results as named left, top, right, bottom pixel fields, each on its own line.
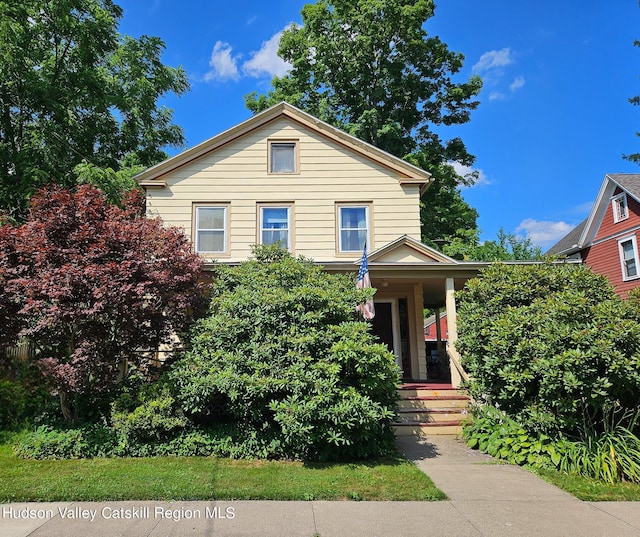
left=14, top=424, right=115, bottom=459
left=0, top=360, right=55, bottom=429
left=463, top=405, right=558, bottom=467
left=171, top=245, right=400, bottom=461
left=457, top=263, right=640, bottom=436
left=555, top=408, right=640, bottom=484
left=464, top=405, right=640, bottom=484
left=110, top=383, right=189, bottom=455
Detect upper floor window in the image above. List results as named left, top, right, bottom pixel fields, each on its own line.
left=612, top=193, right=629, bottom=223
left=619, top=235, right=639, bottom=280
left=259, top=205, right=291, bottom=250
left=338, top=204, right=370, bottom=253
left=194, top=205, right=227, bottom=254
left=269, top=141, right=297, bottom=174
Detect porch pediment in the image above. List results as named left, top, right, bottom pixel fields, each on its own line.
left=368, top=235, right=458, bottom=264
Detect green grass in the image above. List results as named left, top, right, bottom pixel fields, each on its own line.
left=0, top=442, right=445, bottom=502
left=533, top=468, right=640, bottom=501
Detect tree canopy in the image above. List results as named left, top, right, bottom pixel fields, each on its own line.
left=0, top=0, right=189, bottom=217
left=443, top=228, right=545, bottom=261
left=245, top=0, right=482, bottom=247
left=0, top=184, right=208, bottom=421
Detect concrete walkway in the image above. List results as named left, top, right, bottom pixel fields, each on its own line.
left=1, top=436, right=639, bottom=537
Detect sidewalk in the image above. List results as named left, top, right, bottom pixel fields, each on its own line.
left=1, top=436, right=639, bottom=537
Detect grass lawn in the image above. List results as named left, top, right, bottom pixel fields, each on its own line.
left=533, top=468, right=640, bottom=502
left=0, top=442, right=445, bottom=502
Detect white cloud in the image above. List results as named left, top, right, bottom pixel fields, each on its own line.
left=450, top=162, right=491, bottom=187
left=472, top=48, right=513, bottom=73
left=489, top=91, right=506, bottom=101
left=516, top=219, right=574, bottom=248
left=510, top=76, right=525, bottom=91
left=243, top=28, right=292, bottom=78
left=204, top=41, right=241, bottom=82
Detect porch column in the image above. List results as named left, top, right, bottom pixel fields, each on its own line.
left=412, top=283, right=428, bottom=380
left=445, top=277, right=462, bottom=387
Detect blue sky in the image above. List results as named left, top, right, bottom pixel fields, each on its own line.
left=117, top=0, right=640, bottom=250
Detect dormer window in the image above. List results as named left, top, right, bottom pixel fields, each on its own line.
left=269, top=140, right=298, bottom=174
left=612, top=193, right=629, bottom=223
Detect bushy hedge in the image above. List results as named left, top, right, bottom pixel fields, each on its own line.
left=457, top=262, right=640, bottom=436
left=170, top=245, right=400, bottom=461
left=14, top=246, right=400, bottom=461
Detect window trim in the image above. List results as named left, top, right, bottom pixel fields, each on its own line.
left=618, top=234, right=640, bottom=281
left=612, top=193, right=629, bottom=223
left=267, top=139, right=300, bottom=175
left=257, top=203, right=294, bottom=251
left=192, top=203, right=230, bottom=257
left=336, top=203, right=372, bottom=255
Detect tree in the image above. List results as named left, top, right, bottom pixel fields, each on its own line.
left=0, top=223, right=22, bottom=354
left=625, top=37, right=640, bottom=164
left=171, top=245, right=400, bottom=461
left=457, top=263, right=640, bottom=436
left=443, top=228, right=544, bottom=261
left=0, top=0, right=189, bottom=217
left=3, top=185, right=208, bottom=421
left=245, top=0, right=482, bottom=246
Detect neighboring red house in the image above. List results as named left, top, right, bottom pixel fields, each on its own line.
left=548, top=174, right=640, bottom=297
left=423, top=312, right=449, bottom=380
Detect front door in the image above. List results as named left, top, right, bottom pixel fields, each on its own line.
left=370, top=299, right=406, bottom=376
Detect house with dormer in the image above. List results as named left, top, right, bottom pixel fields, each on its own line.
left=548, top=174, right=640, bottom=297
left=135, top=102, right=489, bottom=387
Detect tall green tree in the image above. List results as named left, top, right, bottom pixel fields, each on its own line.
left=0, top=0, right=189, bottom=217
left=245, top=0, right=482, bottom=247
left=443, top=228, right=544, bottom=261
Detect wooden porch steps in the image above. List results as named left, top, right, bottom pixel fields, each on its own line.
left=392, top=383, right=470, bottom=437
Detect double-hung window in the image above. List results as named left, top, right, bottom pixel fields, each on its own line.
left=612, top=193, right=629, bottom=223
left=259, top=205, right=291, bottom=249
left=338, top=205, right=370, bottom=253
left=194, top=205, right=227, bottom=254
left=619, top=235, right=639, bottom=280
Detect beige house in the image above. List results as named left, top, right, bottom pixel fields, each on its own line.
left=136, top=102, right=486, bottom=386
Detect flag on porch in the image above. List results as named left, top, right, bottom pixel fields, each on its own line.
left=356, top=246, right=375, bottom=320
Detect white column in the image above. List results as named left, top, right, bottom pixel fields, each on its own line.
left=445, top=277, right=462, bottom=387
left=413, top=283, right=427, bottom=380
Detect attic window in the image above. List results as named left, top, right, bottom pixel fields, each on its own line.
left=269, top=141, right=297, bottom=174
left=612, top=193, right=629, bottom=223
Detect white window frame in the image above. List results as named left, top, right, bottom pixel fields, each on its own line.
left=268, top=140, right=299, bottom=174
left=337, top=204, right=371, bottom=253
left=194, top=205, right=228, bottom=255
left=612, top=193, right=629, bottom=223
left=618, top=235, right=640, bottom=281
left=259, top=205, right=292, bottom=250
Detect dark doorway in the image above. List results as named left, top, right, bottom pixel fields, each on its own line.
left=371, top=302, right=394, bottom=355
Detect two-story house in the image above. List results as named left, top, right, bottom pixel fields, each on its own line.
left=548, top=174, right=640, bottom=297
left=136, top=102, right=485, bottom=386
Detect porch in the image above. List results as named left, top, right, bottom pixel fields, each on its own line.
left=324, top=235, right=489, bottom=387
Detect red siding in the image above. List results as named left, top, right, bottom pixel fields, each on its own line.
left=594, top=187, right=640, bottom=241
left=583, top=233, right=640, bottom=297
left=424, top=314, right=448, bottom=341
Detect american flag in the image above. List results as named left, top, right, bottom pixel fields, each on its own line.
left=356, top=246, right=375, bottom=319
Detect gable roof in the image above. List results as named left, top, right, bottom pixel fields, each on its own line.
left=135, top=102, right=433, bottom=191
left=367, top=235, right=458, bottom=264
left=547, top=173, right=640, bottom=255
left=546, top=218, right=587, bottom=256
